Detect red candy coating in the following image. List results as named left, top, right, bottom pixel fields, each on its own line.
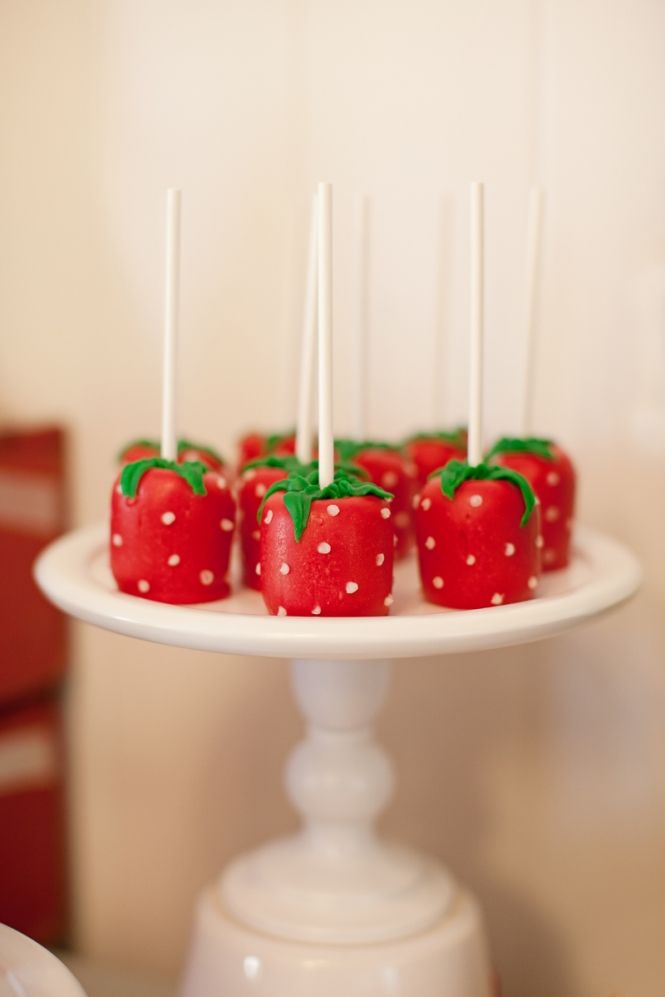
left=415, top=474, right=541, bottom=609
left=405, top=435, right=466, bottom=491
left=488, top=440, right=575, bottom=571
left=110, top=465, right=235, bottom=604
left=238, top=465, right=290, bottom=589
left=260, top=494, right=394, bottom=617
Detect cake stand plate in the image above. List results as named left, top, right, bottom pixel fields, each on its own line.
left=34, top=524, right=640, bottom=997
left=35, top=523, right=640, bottom=659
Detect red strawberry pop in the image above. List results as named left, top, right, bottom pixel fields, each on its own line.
left=238, top=455, right=300, bottom=590
left=336, top=439, right=414, bottom=559
left=415, top=460, right=541, bottom=609
left=404, top=429, right=467, bottom=491
left=110, top=458, right=235, bottom=604
left=486, top=437, right=575, bottom=571
left=236, top=429, right=297, bottom=473
left=259, top=468, right=394, bottom=617
left=119, top=438, right=225, bottom=472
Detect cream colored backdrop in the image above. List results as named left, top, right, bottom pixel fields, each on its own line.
left=1, top=2, right=664, bottom=996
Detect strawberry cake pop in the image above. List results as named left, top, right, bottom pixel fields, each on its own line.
left=404, top=429, right=467, bottom=491
left=415, top=459, right=541, bottom=609
left=259, top=467, right=394, bottom=617
left=487, top=437, right=575, bottom=570
left=238, top=455, right=300, bottom=589
left=335, top=439, right=414, bottom=558
left=111, top=458, right=235, bottom=604
left=236, top=429, right=296, bottom=472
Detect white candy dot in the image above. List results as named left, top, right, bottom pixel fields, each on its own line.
left=421, top=497, right=432, bottom=511
left=311, top=605, right=322, bottom=616
left=491, top=592, right=504, bottom=605
left=545, top=506, right=560, bottom=522
left=216, top=475, right=227, bottom=489
left=504, top=542, right=516, bottom=557
left=243, top=468, right=257, bottom=480
left=167, top=554, right=180, bottom=567
left=536, top=535, right=544, bottom=549
left=279, top=562, right=290, bottom=575
left=138, top=579, right=150, bottom=593
left=277, top=606, right=287, bottom=617
left=432, top=576, right=444, bottom=590
left=327, top=504, right=340, bottom=517
left=220, top=518, right=234, bottom=532
left=425, top=536, right=436, bottom=550
left=528, top=576, right=538, bottom=590
left=466, top=554, right=476, bottom=566
left=317, top=542, right=331, bottom=555
left=345, top=581, right=359, bottom=594
left=255, top=563, right=261, bottom=576
left=255, top=483, right=267, bottom=497
left=382, top=471, right=399, bottom=488
left=115, top=484, right=123, bottom=496
left=112, top=533, right=123, bottom=547
left=264, top=509, right=273, bottom=525
left=546, top=471, right=560, bottom=487
left=469, top=494, right=483, bottom=508
left=395, top=511, right=410, bottom=528
left=544, top=548, right=556, bottom=564
left=252, top=530, right=260, bottom=541
left=161, top=511, right=176, bottom=525
left=384, top=594, right=394, bottom=607
left=412, top=494, right=421, bottom=510
left=200, top=570, right=214, bottom=586
left=376, top=553, right=385, bottom=566
left=381, top=507, right=391, bottom=519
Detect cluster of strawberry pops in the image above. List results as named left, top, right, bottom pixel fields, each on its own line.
left=110, top=185, right=576, bottom=615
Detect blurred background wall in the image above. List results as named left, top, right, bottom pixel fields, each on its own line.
left=1, top=1, right=664, bottom=995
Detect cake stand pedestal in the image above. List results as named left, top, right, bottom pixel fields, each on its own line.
left=35, top=525, right=640, bottom=997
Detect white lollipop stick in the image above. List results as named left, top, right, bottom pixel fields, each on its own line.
left=317, top=182, right=334, bottom=488
left=522, top=186, right=544, bottom=435
left=295, top=193, right=318, bottom=465
left=354, top=193, right=370, bottom=440
left=161, top=188, right=181, bottom=462
left=467, top=182, right=484, bottom=467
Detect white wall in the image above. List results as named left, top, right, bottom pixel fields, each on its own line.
left=1, top=2, right=664, bottom=995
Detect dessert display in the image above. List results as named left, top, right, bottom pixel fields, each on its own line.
left=110, top=458, right=235, bottom=604
left=487, top=436, right=575, bottom=570
left=119, top=437, right=225, bottom=472
left=404, top=429, right=467, bottom=491
left=259, top=466, right=394, bottom=617
left=415, top=459, right=540, bottom=609
left=335, top=439, right=414, bottom=558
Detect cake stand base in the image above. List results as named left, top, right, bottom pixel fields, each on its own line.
left=181, top=886, right=492, bottom=997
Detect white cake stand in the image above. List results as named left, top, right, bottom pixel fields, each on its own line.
left=35, top=524, right=640, bottom=997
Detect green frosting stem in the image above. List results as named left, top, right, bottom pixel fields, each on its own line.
left=119, top=458, right=209, bottom=498
left=433, top=459, right=537, bottom=527
left=258, top=467, right=393, bottom=541
left=486, top=436, right=554, bottom=461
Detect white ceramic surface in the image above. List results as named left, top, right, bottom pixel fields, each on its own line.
left=181, top=887, right=492, bottom=997
left=0, top=925, right=87, bottom=997
left=34, top=524, right=641, bottom=660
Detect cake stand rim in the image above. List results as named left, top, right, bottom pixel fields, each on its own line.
left=34, top=522, right=641, bottom=659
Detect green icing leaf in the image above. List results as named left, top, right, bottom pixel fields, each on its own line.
left=243, top=454, right=303, bottom=473
left=119, top=458, right=209, bottom=498
left=258, top=467, right=393, bottom=541
left=334, top=438, right=400, bottom=462
left=486, top=436, right=554, bottom=461
left=434, top=459, right=536, bottom=527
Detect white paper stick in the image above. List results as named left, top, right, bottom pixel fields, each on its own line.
left=522, top=186, right=544, bottom=435
left=161, top=188, right=181, bottom=461
left=354, top=193, right=370, bottom=439
left=317, top=182, right=334, bottom=488
left=467, top=182, right=484, bottom=466
left=295, top=193, right=318, bottom=465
